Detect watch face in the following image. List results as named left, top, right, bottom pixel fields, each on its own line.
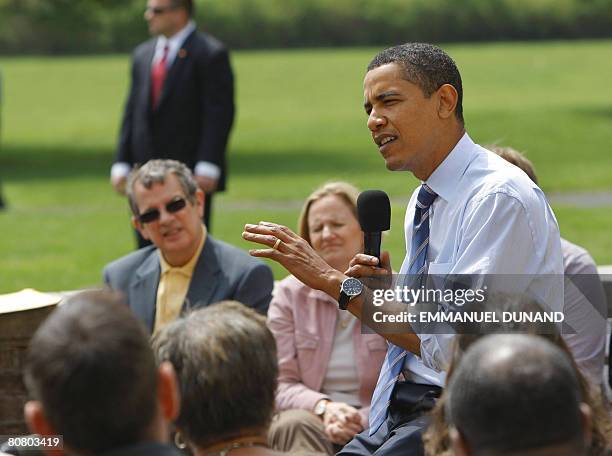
left=343, top=278, right=363, bottom=296
left=314, top=400, right=327, bottom=416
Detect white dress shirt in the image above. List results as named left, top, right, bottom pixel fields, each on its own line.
left=152, top=20, right=196, bottom=69
left=111, top=20, right=220, bottom=181
left=399, top=133, right=564, bottom=386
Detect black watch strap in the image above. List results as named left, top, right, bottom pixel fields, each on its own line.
left=338, top=291, right=351, bottom=310
left=338, top=278, right=363, bottom=310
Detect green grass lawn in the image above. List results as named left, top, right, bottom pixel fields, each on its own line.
left=1, top=40, right=611, bottom=292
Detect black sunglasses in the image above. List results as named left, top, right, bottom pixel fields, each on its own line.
left=138, top=197, right=188, bottom=224
left=145, top=5, right=178, bottom=15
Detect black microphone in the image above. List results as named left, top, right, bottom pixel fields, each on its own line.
left=357, top=190, right=391, bottom=264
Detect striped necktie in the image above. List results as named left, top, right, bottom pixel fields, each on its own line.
left=368, top=183, right=438, bottom=435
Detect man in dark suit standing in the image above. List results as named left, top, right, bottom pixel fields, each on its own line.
left=111, top=0, right=234, bottom=246
left=104, top=160, right=273, bottom=334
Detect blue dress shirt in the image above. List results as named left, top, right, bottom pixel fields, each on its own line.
left=398, top=133, right=564, bottom=386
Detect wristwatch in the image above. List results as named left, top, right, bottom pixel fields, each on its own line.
left=338, top=277, right=363, bottom=310
left=314, top=399, right=329, bottom=417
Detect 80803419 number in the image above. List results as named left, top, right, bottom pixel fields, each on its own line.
left=4, top=435, right=63, bottom=449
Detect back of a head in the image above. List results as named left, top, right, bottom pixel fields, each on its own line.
left=23, top=290, right=158, bottom=454
left=446, top=333, right=586, bottom=455
left=172, top=0, right=194, bottom=17
left=153, top=301, right=278, bottom=449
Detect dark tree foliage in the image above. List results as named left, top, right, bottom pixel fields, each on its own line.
left=0, top=0, right=611, bottom=54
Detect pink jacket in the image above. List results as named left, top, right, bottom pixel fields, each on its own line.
left=268, top=275, right=387, bottom=427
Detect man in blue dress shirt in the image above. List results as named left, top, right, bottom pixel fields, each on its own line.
left=243, top=42, right=564, bottom=455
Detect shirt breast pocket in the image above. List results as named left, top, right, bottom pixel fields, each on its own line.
left=295, top=331, right=320, bottom=376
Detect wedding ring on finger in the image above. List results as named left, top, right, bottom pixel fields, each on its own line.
left=272, top=238, right=282, bottom=250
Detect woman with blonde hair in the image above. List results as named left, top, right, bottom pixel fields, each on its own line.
left=267, top=182, right=387, bottom=455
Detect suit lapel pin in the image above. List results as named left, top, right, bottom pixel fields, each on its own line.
left=178, top=49, right=187, bottom=59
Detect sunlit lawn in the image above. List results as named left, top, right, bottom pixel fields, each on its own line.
left=1, top=40, right=611, bottom=291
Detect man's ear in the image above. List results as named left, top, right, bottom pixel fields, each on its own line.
left=579, top=402, right=593, bottom=448
left=158, top=361, right=180, bottom=422
left=449, top=426, right=471, bottom=456
left=24, top=401, right=56, bottom=438
left=436, top=83, right=459, bottom=120
left=131, top=216, right=150, bottom=241
left=195, top=189, right=205, bottom=219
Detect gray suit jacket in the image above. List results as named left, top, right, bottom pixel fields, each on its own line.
left=103, top=235, right=273, bottom=333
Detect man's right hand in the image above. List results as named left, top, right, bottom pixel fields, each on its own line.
left=111, top=175, right=127, bottom=195
left=345, top=251, right=392, bottom=278
left=242, top=221, right=345, bottom=298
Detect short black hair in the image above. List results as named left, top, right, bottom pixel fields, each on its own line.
left=446, top=334, right=585, bottom=455
left=170, top=0, right=193, bottom=16
left=368, top=43, right=463, bottom=123
left=23, top=290, right=158, bottom=454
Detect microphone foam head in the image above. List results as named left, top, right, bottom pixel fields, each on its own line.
left=357, top=190, right=391, bottom=232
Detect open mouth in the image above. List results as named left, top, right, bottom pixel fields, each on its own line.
left=163, top=227, right=182, bottom=238
left=377, top=135, right=397, bottom=150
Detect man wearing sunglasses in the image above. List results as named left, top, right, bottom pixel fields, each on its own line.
left=111, top=0, right=234, bottom=248
left=104, top=160, right=273, bottom=334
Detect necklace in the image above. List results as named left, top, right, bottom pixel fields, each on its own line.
left=203, top=437, right=269, bottom=456
left=338, top=309, right=354, bottom=329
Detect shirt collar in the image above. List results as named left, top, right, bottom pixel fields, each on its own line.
left=424, top=132, right=476, bottom=203
left=156, top=20, right=195, bottom=51
left=159, top=224, right=207, bottom=276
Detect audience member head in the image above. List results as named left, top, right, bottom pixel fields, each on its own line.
left=367, top=42, right=463, bottom=123
left=487, top=145, right=538, bottom=184
left=423, top=292, right=611, bottom=456
left=297, top=182, right=363, bottom=272
left=152, top=301, right=278, bottom=454
left=145, top=0, right=193, bottom=37
left=446, top=333, right=591, bottom=456
left=127, top=159, right=204, bottom=266
left=170, top=0, right=193, bottom=16
left=23, top=290, right=180, bottom=455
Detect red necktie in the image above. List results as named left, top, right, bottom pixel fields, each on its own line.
left=151, top=45, right=169, bottom=108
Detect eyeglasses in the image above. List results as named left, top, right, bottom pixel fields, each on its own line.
left=138, top=197, right=188, bottom=224
left=145, top=5, right=177, bottom=15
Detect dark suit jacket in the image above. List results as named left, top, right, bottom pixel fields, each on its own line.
left=103, top=235, right=273, bottom=333
left=116, top=30, right=234, bottom=191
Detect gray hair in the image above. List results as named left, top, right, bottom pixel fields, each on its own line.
left=126, top=159, right=198, bottom=216
left=152, top=301, right=278, bottom=449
